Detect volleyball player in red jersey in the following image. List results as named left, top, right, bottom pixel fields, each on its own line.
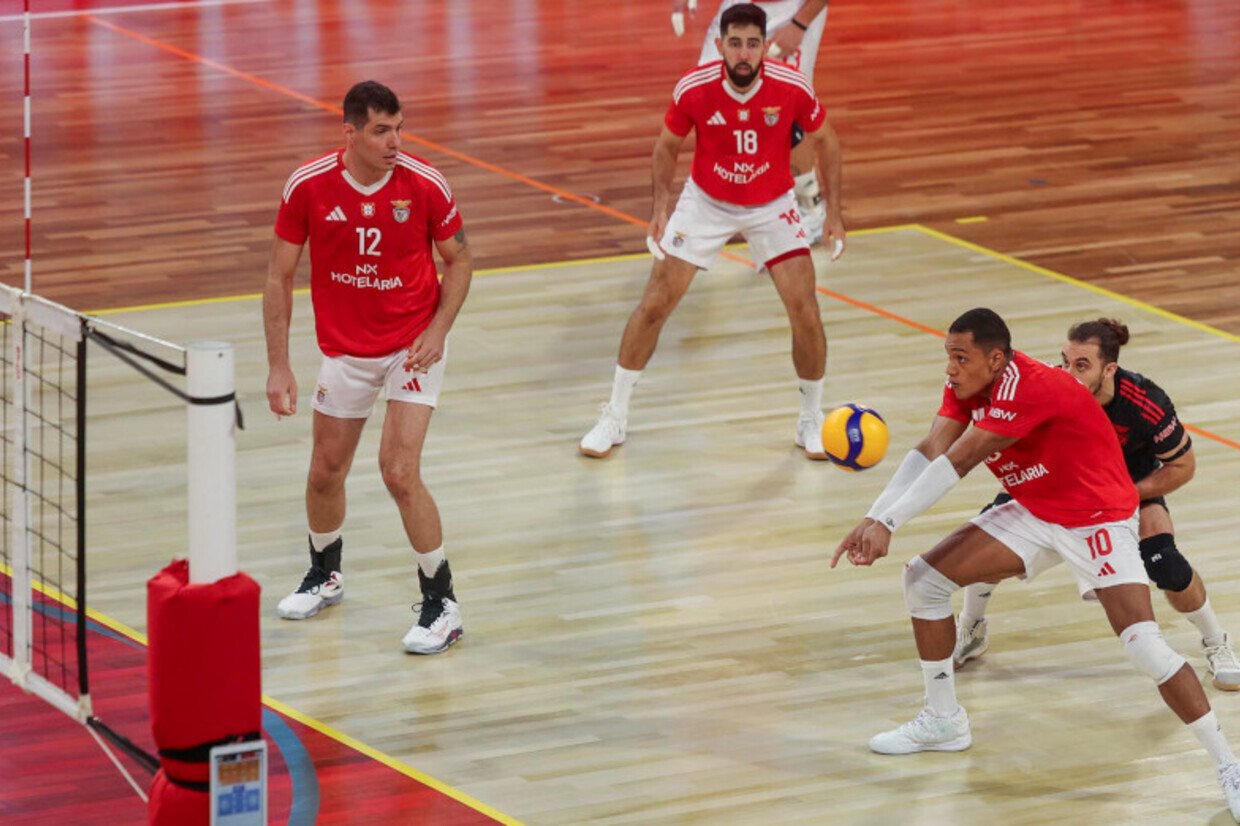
left=831, top=308, right=1240, bottom=820
left=263, top=81, right=470, bottom=654
left=675, top=0, right=832, bottom=241
left=581, top=3, right=845, bottom=460
left=954, top=318, right=1240, bottom=690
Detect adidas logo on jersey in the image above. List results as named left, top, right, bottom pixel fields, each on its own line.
left=326, top=206, right=347, bottom=222
left=707, top=111, right=726, bottom=126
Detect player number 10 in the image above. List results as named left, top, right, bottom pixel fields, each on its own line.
left=1086, top=528, right=1113, bottom=559
left=732, top=129, right=758, bottom=154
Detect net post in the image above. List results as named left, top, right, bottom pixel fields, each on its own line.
left=186, top=342, right=236, bottom=584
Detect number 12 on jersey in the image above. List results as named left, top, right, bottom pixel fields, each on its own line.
left=356, top=227, right=381, bottom=256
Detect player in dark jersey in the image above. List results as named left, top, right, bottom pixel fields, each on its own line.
left=830, top=309, right=1240, bottom=819
left=953, top=318, right=1240, bottom=691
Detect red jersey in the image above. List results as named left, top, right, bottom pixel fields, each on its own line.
left=274, top=150, right=463, bottom=358
left=937, top=351, right=1138, bottom=527
left=665, top=60, right=826, bottom=206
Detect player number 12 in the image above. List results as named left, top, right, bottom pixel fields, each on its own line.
left=356, top=227, right=381, bottom=256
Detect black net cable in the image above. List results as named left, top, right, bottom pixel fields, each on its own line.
left=86, top=328, right=244, bottom=430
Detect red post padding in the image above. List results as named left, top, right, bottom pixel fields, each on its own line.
left=147, top=559, right=261, bottom=824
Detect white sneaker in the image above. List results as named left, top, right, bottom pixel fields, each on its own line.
left=1205, top=634, right=1240, bottom=691
left=579, top=404, right=626, bottom=458
left=953, top=618, right=989, bottom=670
left=1218, top=761, right=1240, bottom=822
left=277, top=567, right=343, bottom=620
left=402, top=597, right=464, bottom=654
left=870, top=705, right=972, bottom=755
left=795, top=411, right=828, bottom=460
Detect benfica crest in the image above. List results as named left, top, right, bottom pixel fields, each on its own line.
left=391, top=199, right=412, bottom=223
left=361, top=201, right=376, bottom=218
left=763, top=106, right=781, bottom=126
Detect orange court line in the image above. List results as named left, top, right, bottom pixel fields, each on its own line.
left=83, top=15, right=1240, bottom=458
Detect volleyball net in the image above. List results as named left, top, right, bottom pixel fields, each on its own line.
left=0, top=282, right=240, bottom=783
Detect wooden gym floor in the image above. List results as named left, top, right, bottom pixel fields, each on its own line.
left=1, top=0, right=1239, bottom=823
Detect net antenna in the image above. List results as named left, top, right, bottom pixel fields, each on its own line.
left=2, top=283, right=239, bottom=796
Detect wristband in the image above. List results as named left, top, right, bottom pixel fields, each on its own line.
left=790, top=18, right=808, bottom=31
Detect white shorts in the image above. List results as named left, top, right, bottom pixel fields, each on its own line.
left=661, top=179, right=809, bottom=270
left=699, top=0, right=828, bottom=80
left=311, top=345, right=447, bottom=419
left=971, top=499, right=1147, bottom=600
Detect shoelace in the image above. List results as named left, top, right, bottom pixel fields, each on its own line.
left=295, top=565, right=332, bottom=594
left=1208, top=643, right=1240, bottom=670
left=414, top=596, right=445, bottom=628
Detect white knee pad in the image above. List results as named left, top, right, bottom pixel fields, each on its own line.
left=903, top=557, right=959, bottom=620
left=793, top=170, right=822, bottom=212
left=1121, top=621, right=1187, bottom=685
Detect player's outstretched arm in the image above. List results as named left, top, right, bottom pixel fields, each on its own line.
left=405, top=227, right=473, bottom=373
left=831, top=416, right=970, bottom=568
left=768, top=0, right=828, bottom=58
left=807, top=119, right=845, bottom=260
left=649, top=127, right=687, bottom=249
left=263, top=236, right=304, bottom=416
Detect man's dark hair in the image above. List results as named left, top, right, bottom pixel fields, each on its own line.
left=949, top=308, right=1012, bottom=357
left=343, top=81, right=401, bottom=128
left=1068, top=318, right=1129, bottom=364
left=720, top=3, right=767, bottom=37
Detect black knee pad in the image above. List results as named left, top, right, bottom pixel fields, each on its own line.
left=1139, top=533, right=1193, bottom=592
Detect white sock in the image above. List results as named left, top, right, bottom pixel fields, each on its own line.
left=1189, top=711, right=1237, bottom=766
left=961, top=582, right=995, bottom=627
left=309, top=528, right=341, bottom=552
left=416, top=546, right=446, bottom=578
left=1186, top=598, right=1227, bottom=647
left=921, top=657, right=958, bottom=716
left=798, top=377, right=823, bottom=418
left=608, top=365, right=642, bottom=417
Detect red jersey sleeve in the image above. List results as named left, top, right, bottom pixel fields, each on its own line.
left=797, top=87, right=827, bottom=135
left=664, top=97, right=694, bottom=137
left=937, top=383, right=971, bottom=423
left=274, top=176, right=309, bottom=246
left=425, top=179, right=463, bottom=242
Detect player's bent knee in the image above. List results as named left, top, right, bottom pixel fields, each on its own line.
left=903, top=556, right=959, bottom=620
left=1120, top=620, right=1187, bottom=685
left=1139, top=533, right=1193, bottom=592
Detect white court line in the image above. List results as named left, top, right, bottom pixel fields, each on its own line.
left=0, top=0, right=267, bottom=23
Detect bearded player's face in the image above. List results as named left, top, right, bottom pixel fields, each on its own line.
left=346, top=108, right=403, bottom=175
left=716, top=23, right=765, bottom=89
left=1061, top=339, right=1114, bottom=398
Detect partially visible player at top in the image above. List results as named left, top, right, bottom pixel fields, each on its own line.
left=263, top=80, right=470, bottom=655
left=953, top=318, right=1240, bottom=690
left=831, top=308, right=1240, bottom=820
left=672, top=0, right=832, bottom=244
left=580, top=2, right=845, bottom=460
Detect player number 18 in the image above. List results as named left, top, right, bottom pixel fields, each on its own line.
left=732, top=129, right=758, bottom=154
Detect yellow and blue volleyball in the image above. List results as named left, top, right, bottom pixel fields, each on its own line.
left=821, top=404, right=889, bottom=471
